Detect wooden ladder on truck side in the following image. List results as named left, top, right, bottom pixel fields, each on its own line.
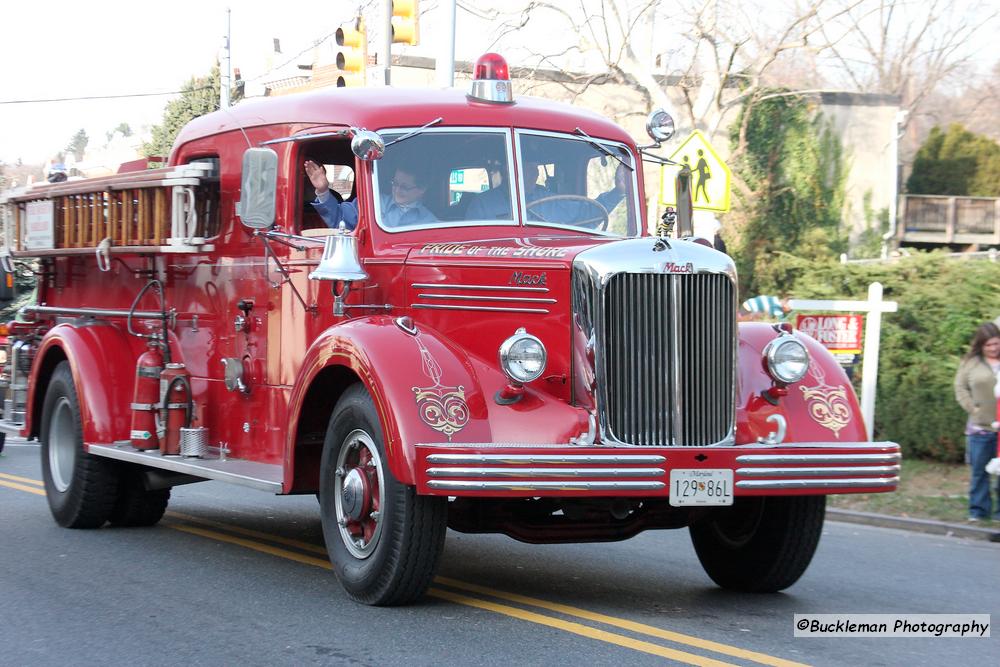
left=0, top=162, right=218, bottom=262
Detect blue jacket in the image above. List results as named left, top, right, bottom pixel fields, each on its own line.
left=311, top=191, right=437, bottom=230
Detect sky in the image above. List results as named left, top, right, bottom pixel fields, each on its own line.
left=2, top=1, right=996, bottom=167
left=0, top=0, right=362, bottom=164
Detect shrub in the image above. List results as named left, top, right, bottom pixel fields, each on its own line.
left=755, top=251, right=1000, bottom=461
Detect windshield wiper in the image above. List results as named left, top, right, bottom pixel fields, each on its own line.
left=383, top=117, right=444, bottom=148
left=260, top=129, right=352, bottom=146
left=573, top=127, right=633, bottom=171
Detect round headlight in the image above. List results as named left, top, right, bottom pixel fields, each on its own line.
left=499, top=328, right=547, bottom=384
left=765, top=335, right=810, bottom=384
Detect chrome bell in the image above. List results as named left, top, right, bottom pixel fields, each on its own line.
left=309, top=223, right=369, bottom=283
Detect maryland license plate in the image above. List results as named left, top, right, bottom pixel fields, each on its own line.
left=669, top=469, right=734, bottom=507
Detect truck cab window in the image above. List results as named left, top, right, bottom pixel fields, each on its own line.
left=300, top=140, right=356, bottom=231
left=517, top=132, right=637, bottom=236
left=186, top=156, right=221, bottom=239
left=373, top=129, right=515, bottom=230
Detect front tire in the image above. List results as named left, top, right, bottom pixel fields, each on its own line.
left=40, top=361, right=119, bottom=528
left=689, top=495, right=825, bottom=592
left=319, top=384, right=447, bottom=605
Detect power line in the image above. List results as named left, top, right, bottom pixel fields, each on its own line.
left=0, top=87, right=212, bottom=105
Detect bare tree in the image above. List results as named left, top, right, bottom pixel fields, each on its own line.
left=819, top=0, right=999, bottom=135
left=463, top=1, right=863, bottom=193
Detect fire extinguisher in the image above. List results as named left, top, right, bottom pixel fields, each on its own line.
left=160, top=363, right=193, bottom=456
left=130, top=344, right=164, bottom=450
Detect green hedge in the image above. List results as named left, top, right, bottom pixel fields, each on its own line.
left=753, top=251, right=1000, bottom=461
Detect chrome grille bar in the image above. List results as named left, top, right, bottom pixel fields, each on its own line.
left=599, top=272, right=734, bottom=446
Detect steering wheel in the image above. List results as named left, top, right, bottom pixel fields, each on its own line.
left=525, top=194, right=610, bottom=231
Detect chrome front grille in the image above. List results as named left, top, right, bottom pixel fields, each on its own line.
left=598, top=272, right=735, bottom=446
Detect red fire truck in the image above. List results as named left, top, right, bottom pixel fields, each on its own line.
left=0, top=54, right=899, bottom=606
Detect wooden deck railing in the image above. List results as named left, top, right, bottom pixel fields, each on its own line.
left=898, top=194, right=1000, bottom=246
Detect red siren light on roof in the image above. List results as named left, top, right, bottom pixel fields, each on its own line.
left=468, top=52, right=514, bottom=104
left=474, top=53, right=509, bottom=81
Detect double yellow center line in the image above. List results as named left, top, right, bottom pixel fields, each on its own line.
left=0, top=471, right=808, bottom=666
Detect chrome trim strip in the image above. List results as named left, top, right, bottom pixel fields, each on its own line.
left=411, top=303, right=548, bottom=314
left=736, top=465, right=900, bottom=477
left=417, top=293, right=556, bottom=303
left=427, top=480, right=666, bottom=491
left=88, top=444, right=283, bottom=493
left=426, top=467, right=665, bottom=478
left=411, top=283, right=549, bottom=293
left=24, top=305, right=169, bottom=320
left=735, top=453, right=902, bottom=464
left=736, top=477, right=899, bottom=490
left=425, top=453, right=667, bottom=464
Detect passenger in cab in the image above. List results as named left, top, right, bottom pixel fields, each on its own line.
left=305, top=159, right=437, bottom=230
left=468, top=159, right=629, bottom=228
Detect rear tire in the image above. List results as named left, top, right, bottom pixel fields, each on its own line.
left=109, top=466, right=170, bottom=527
left=689, top=495, right=825, bottom=592
left=319, top=384, right=447, bottom=605
left=40, top=361, right=119, bottom=528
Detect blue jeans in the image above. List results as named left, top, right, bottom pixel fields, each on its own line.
left=967, top=432, right=999, bottom=519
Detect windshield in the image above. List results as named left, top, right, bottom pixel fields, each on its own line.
left=516, top=131, right=638, bottom=236
left=372, top=128, right=516, bottom=232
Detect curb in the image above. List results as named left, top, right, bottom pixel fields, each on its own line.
left=828, top=508, right=1000, bottom=541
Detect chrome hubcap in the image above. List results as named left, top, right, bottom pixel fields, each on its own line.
left=333, top=430, right=384, bottom=559
left=49, top=397, right=76, bottom=493
left=341, top=468, right=368, bottom=521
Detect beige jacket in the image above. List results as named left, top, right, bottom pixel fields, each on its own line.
left=954, top=356, right=999, bottom=431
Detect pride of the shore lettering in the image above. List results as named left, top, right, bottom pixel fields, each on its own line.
left=419, top=243, right=567, bottom=258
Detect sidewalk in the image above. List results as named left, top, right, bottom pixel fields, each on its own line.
left=828, top=508, right=1000, bottom=542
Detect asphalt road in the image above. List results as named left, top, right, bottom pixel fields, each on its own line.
left=2, top=439, right=997, bottom=666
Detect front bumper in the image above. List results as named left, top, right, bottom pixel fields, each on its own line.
left=414, top=441, right=900, bottom=497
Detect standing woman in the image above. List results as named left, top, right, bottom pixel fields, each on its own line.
left=954, top=322, right=1000, bottom=521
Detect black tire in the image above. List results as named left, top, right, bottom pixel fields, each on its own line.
left=0, top=432, right=6, bottom=455
left=109, top=466, right=170, bottom=527
left=689, top=495, right=825, bottom=593
left=319, top=384, right=447, bottom=605
left=40, top=361, right=119, bottom=528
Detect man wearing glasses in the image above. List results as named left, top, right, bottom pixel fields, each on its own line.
left=304, top=159, right=437, bottom=230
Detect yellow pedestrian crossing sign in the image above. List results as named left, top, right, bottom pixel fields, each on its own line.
left=659, top=130, right=731, bottom=212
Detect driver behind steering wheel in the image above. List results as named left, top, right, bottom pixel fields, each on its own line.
left=467, top=159, right=627, bottom=228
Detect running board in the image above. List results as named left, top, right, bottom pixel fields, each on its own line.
left=88, top=443, right=284, bottom=493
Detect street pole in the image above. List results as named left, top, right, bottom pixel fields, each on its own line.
left=383, top=0, right=393, bottom=85
left=436, top=0, right=456, bottom=87
left=221, top=8, right=231, bottom=109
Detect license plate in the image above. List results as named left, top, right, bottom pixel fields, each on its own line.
left=669, top=469, right=734, bottom=507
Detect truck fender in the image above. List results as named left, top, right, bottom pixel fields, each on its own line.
left=286, top=316, right=493, bottom=485
left=29, top=322, right=140, bottom=445
left=736, top=322, right=867, bottom=443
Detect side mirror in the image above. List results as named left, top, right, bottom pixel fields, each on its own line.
left=351, top=130, right=385, bottom=161
left=238, top=148, right=278, bottom=229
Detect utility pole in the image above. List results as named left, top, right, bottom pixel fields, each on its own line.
left=221, top=8, right=232, bottom=109
left=436, top=0, right=456, bottom=87
left=383, top=0, right=393, bottom=85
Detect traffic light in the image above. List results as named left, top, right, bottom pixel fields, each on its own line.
left=335, top=17, right=366, bottom=87
left=391, top=0, right=419, bottom=45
